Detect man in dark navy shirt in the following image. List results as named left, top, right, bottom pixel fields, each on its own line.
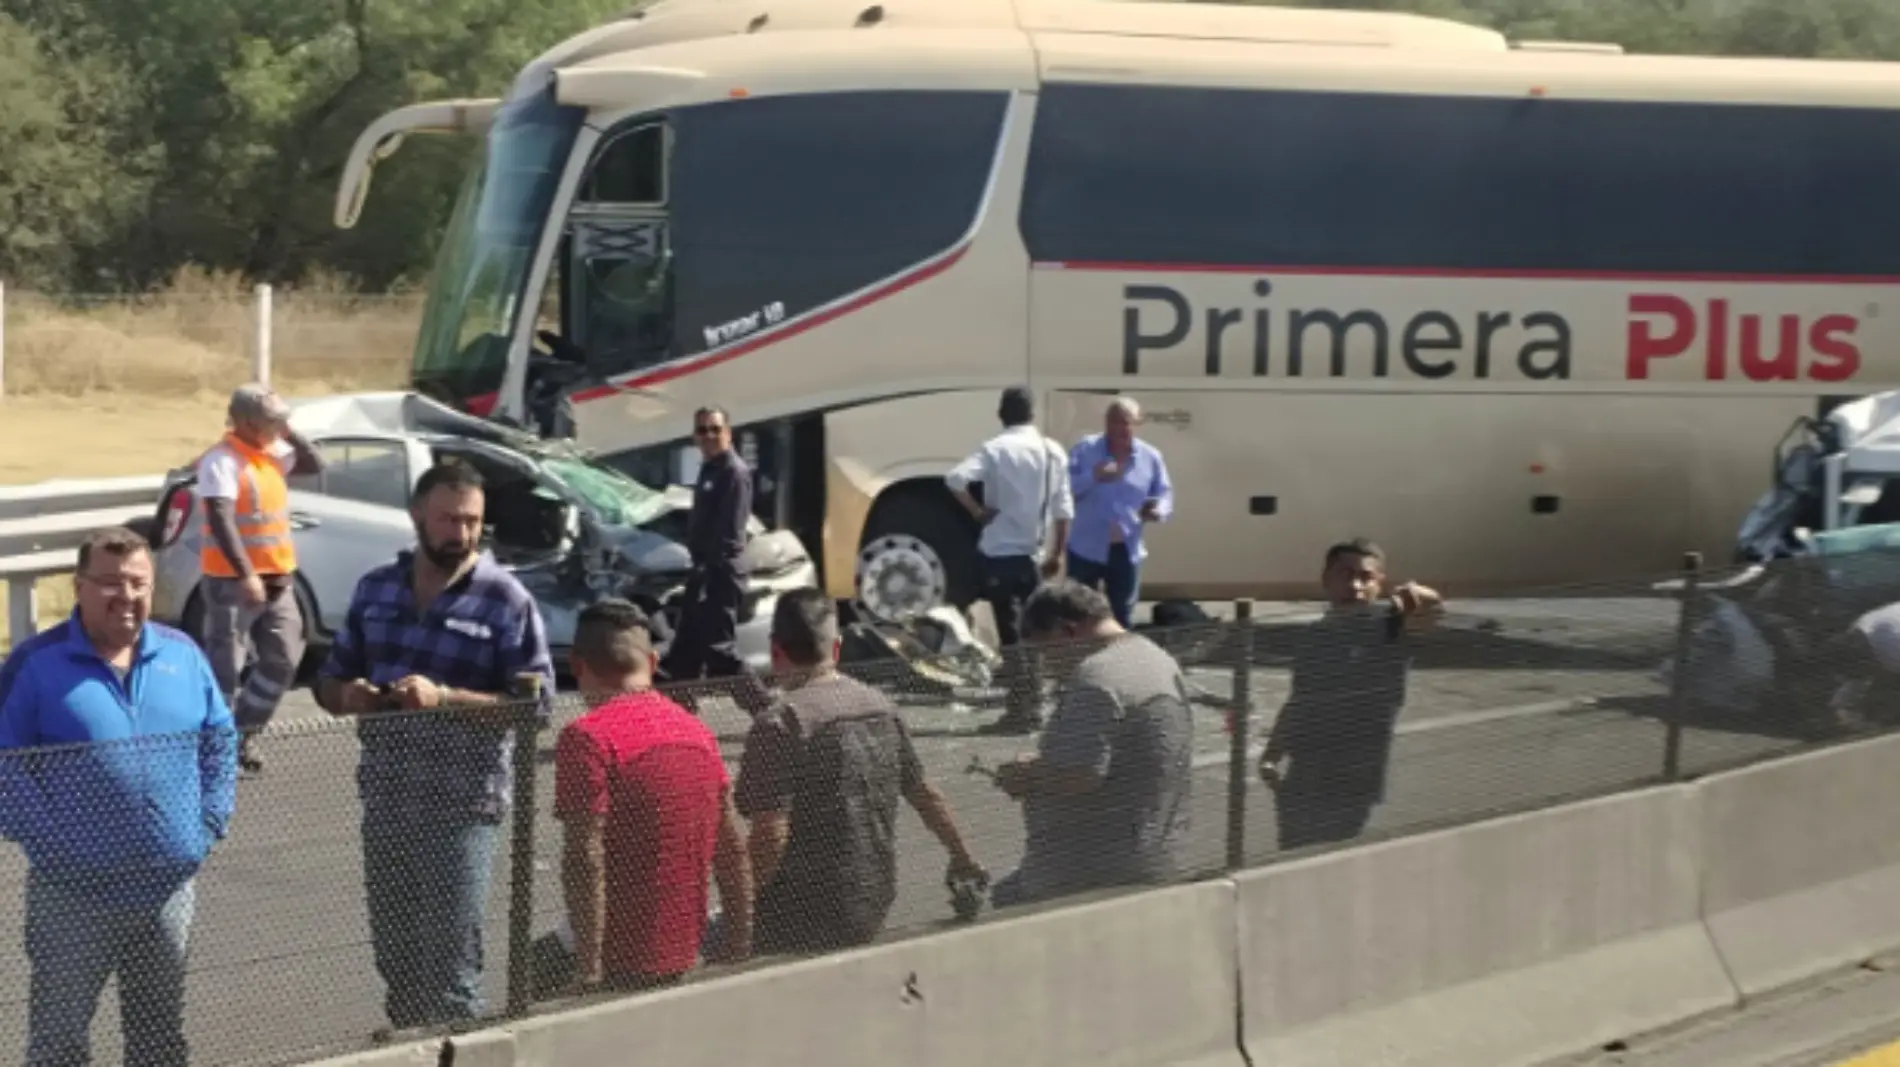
left=315, top=459, right=554, bottom=1031
left=1260, top=538, right=1441, bottom=851
left=661, top=406, right=755, bottom=697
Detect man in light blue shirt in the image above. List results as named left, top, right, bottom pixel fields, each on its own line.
left=0, top=526, right=238, bottom=1067
left=1066, top=397, right=1175, bottom=628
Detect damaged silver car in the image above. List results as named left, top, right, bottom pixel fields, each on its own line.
left=145, top=391, right=819, bottom=680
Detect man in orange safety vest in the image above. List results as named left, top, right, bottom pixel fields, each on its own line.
left=196, top=384, right=324, bottom=773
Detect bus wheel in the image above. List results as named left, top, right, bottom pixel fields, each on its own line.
left=855, top=493, right=977, bottom=624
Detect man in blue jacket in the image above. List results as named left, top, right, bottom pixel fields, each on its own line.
left=0, top=526, right=238, bottom=1067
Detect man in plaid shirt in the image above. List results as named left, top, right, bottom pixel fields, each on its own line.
left=315, top=459, right=554, bottom=1031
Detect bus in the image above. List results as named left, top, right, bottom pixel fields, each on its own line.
left=333, top=0, right=1900, bottom=621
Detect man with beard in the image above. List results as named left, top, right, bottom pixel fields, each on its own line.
left=315, top=459, right=554, bottom=1032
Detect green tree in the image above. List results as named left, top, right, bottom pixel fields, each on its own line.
left=0, top=13, right=148, bottom=288
left=9, top=0, right=1900, bottom=292
left=5, top=0, right=623, bottom=288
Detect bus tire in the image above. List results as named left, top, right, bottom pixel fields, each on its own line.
left=855, top=488, right=980, bottom=624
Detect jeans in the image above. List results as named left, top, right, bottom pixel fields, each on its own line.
left=1066, top=545, right=1141, bottom=629
left=24, top=871, right=195, bottom=1067
left=361, top=806, right=502, bottom=1029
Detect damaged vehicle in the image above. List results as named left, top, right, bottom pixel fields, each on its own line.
left=1734, top=389, right=1900, bottom=563
left=144, top=391, right=818, bottom=681
left=1660, top=389, right=1900, bottom=733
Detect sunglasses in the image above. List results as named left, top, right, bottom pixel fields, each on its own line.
left=693, top=423, right=724, bottom=436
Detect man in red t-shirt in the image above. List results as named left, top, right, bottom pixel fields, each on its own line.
left=554, top=599, right=753, bottom=991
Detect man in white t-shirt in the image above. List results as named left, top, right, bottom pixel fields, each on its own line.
left=195, top=384, right=324, bottom=773
left=946, top=387, right=1075, bottom=734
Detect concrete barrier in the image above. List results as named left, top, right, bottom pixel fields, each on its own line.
left=282, top=732, right=1900, bottom=1067
left=293, top=1038, right=445, bottom=1066
left=1698, top=730, right=1900, bottom=999
left=505, top=881, right=1243, bottom=1067
left=1234, top=785, right=1737, bottom=1067
left=294, top=1030, right=513, bottom=1067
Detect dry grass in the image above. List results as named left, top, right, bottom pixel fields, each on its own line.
left=3, top=268, right=420, bottom=401
left=0, top=268, right=424, bottom=649
left=0, top=581, right=74, bottom=652
left=0, top=268, right=422, bottom=480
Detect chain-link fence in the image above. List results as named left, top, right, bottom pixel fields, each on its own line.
left=2, top=551, right=1899, bottom=1065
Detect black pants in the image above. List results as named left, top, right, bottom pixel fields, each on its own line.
left=662, top=568, right=743, bottom=677
left=1274, top=790, right=1375, bottom=851
left=1272, top=761, right=1381, bottom=851
left=660, top=567, right=774, bottom=716
left=981, top=554, right=1044, bottom=721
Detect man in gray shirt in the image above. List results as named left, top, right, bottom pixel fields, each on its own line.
left=989, top=579, right=1193, bottom=907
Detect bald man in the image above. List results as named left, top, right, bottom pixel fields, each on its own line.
left=1065, top=397, right=1174, bottom=629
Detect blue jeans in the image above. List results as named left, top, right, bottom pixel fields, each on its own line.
left=24, top=870, right=196, bottom=1067
left=361, top=806, right=502, bottom=1029
left=1067, top=545, right=1141, bottom=629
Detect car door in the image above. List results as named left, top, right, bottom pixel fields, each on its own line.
left=287, top=435, right=433, bottom=636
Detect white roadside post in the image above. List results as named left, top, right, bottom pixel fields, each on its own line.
left=0, top=279, right=8, bottom=401
left=7, top=569, right=37, bottom=645
left=252, top=283, right=274, bottom=386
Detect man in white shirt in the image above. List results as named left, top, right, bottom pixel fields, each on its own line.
left=946, top=387, right=1075, bottom=734
left=195, top=384, right=324, bottom=773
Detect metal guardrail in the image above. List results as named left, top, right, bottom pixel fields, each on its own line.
left=0, top=475, right=163, bottom=641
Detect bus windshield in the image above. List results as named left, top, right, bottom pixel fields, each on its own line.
left=411, top=84, right=585, bottom=405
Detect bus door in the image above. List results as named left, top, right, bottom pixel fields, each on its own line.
left=566, top=121, right=674, bottom=382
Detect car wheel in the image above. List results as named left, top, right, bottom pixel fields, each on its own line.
left=855, top=489, right=979, bottom=624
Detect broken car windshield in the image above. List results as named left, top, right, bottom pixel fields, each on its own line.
left=543, top=457, right=670, bottom=528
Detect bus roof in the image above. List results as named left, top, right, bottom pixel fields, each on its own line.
left=546, top=0, right=1508, bottom=66
left=539, top=0, right=1900, bottom=114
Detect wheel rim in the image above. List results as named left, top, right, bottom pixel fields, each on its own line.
left=855, top=534, right=948, bottom=623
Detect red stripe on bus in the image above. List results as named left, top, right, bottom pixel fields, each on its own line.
left=571, top=244, right=971, bottom=404
left=1034, top=261, right=1900, bottom=285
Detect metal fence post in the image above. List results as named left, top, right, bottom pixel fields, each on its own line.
left=1662, top=551, right=1702, bottom=782
left=251, top=283, right=273, bottom=386
left=1226, top=598, right=1255, bottom=870
left=7, top=574, right=36, bottom=643
left=505, top=671, right=546, bottom=1017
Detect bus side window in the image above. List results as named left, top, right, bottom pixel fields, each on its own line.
left=582, top=123, right=666, bottom=206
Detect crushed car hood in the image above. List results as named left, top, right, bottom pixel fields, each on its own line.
left=288, top=391, right=793, bottom=574
left=287, top=390, right=539, bottom=448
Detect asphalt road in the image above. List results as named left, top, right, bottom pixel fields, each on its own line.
left=0, top=600, right=1822, bottom=1066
